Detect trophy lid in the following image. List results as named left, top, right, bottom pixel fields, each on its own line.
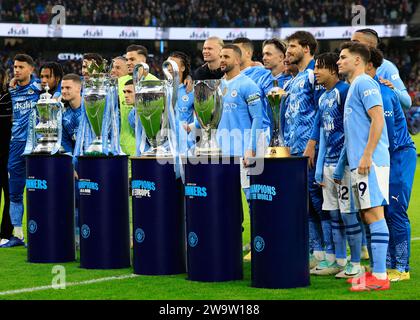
left=37, top=85, right=57, bottom=104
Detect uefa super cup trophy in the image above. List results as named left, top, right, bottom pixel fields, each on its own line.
left=133, top=60, right=179, bottom=157
left=193, top=80, right=223, bottom=156
left=32, top=85, right=64, bottom=154
left=265, top=80, right=290, bottom=158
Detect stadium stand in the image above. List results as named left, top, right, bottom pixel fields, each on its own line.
left=0, top=0, right=418, bottom=27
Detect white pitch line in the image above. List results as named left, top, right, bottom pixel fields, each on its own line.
left=412, top=237, right=420, bottom=241
left=0, top=274, right=138, bottom=296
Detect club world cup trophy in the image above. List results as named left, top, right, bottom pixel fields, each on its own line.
left=133, top=60, right=179, bottom=157
left=193, top=80, right=223, bottom=156
left=32, top=85, right=64, bottom=154
left=265, top=80, right=290, bottom=158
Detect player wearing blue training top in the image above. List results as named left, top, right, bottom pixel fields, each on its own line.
left=39, top=62, right=63, bottom=99
left=61, top=74, right=82, bottom=154
left=0, top=54, right=42, bottom=248
left=338, top=42, right=390, bottom=291
left=262, top=38, right=292, bottom=90
left=262, top=39, right=293, bottom=144
left=351, top=29, right=411, bottom=110
left=365, top=47, right=417, bottom=282
left=284, top=31, right=328, bottom=269
left=312, top=53, right=365, bottom=279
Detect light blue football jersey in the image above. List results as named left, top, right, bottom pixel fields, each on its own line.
left=377, top=58, right=411, bottom=109
left=217, top=73, right=263, bottom=157
left=343, top=74, right=390, bottom=170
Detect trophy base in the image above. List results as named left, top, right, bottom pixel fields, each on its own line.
left=85, top=142, right=106, bottom=156
left=141, top=146, right=172, bottom=157
left=265, top=146, right=290, bottom=158
left=33, top=143, right=64, bottom=154
left=195, top=147, right=221, bottom=157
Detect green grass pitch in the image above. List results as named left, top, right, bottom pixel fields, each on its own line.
left=0, top=135, right=419, bottom=300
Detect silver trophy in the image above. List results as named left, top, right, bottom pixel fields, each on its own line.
left=33, top=85, right=64, bottom=154
left=133, top=61, right=179, bottom=157
left=193, top=80, right=223, bottom=156
left=83, top=74, right=110, bottom=154
left=265, top=81, right=290, bottom=158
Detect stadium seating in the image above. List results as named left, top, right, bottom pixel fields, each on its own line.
left=0, top=0, right=417, bottom=27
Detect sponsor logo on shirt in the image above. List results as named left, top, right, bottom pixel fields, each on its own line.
left=223, top=102, right=238, bottom=112
left=384, top=110, right=393, bottom=117
left=363, top=88, right=379, bottom=97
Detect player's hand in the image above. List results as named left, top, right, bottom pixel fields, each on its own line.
left=243, top=150, right=256, bottom=167
left=379, top=77, right=394, bottom=90
left=182, top=122, right=191, bottom=133
left=184, top=75, right=193, bottom=93
left=303, top=140, right=316, bottom=169
left=9, top=77, right=18, bottom=89
left=74, top=170, right=79, bottom=180
left=357, top=153, right=372, bottom=175
left=317, top=181, right=326, bottom=187
left=251, top=61, right=263, bottom=67
left=334, top=179, right=342, bottom=185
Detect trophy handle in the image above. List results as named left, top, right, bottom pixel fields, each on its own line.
left=133, top=63, right=150, bottom=84
left=162, top=60, right=179, bottom=111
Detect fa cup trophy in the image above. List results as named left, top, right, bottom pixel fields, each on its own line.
left=265, top=80, right=290, bottom=158
left=133, top=60, right=179, bottom=157
left=193, top=80, right=223, bottom=156
left=32, top=85, right=64, bottom=154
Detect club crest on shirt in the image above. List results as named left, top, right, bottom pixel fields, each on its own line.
left=28, top=89, right=34, bottom=94
left=231, top=89, right=238, bottom=97
left=182, top=95, right=189, bottom=102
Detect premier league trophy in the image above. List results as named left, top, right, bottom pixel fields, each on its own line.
left=265, top=81, right=290, bottom=158
left=133, top=60, right=179, bottom=157
left=32, top=85, right=64, bottom=154
left=193, top=79, right=223, bottom=156
left=83, top=74, right=110, bottom=154
left=77, top=59, right=130, bottom=269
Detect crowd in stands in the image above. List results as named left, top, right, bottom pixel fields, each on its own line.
left=0, top=0, right=417, bottom=27
left=0, top=39, right=419, bottom=107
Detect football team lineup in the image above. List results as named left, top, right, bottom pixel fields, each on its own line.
left=0, top=22, right=419, bottom=303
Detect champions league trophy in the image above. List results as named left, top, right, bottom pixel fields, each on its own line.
left=133, top=60, right=179, bottom=157
left=193, top=80, right=223, bottom=156
left=32, top=85, right=64, bottom=154
left=265, top=81, right=290, bottom=158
